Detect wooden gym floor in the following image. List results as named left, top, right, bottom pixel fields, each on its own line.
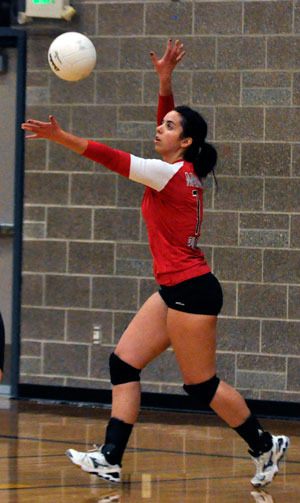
left=0, top=399, right=299, bottom=502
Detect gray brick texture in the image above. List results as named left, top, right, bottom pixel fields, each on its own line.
left=21, top=0, right=300, bottom=404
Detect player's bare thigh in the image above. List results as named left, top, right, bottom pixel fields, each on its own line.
left=115, top=292, right=170, bottom=369
left=167, top=309, right=218, bottom=384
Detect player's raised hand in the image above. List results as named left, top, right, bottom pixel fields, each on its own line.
left=150, top=39, right=185, bottom=78
left=22, top=115, right=87, bottom=153
left=21, top=115, right=62, bottom=141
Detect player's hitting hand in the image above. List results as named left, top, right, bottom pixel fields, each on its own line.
left=150, top=39, right=185, bottom=78
left=21, top=115, right=62, bottom=141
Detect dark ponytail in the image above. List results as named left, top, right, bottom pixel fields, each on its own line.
left=175, top=105, right=218, bottom=185
left=194, top=142, right=218, bottom=188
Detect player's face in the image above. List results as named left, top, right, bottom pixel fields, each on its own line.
left=154, top=111, right=191, bottom=161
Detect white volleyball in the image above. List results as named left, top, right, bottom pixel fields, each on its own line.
left=48, top=32, right=97, bottom=82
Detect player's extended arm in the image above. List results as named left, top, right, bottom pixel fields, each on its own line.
left=21, top=116, right=88, bottom=154
left=22, top=116, right=131, bottom=177
left=157, top=95, right=175, bottom=128
left=21, top=117, right=181, bottom=188
left=150, top=39, right=185, bottom=125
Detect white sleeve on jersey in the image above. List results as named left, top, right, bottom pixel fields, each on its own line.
left=129, top=155, right=184, bottom=191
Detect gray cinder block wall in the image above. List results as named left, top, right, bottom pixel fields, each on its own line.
left=21, top=0, right=300, bottom=403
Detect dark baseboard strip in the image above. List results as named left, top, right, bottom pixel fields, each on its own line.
left=17, top=384, right=300, bottom=420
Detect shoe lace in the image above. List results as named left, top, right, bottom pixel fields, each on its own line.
left=87, top=443, right=102, bottom=453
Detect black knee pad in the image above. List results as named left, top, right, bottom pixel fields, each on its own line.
left=183, top=375, right=220, bottom=406
left=109, top=352, right=141, bottom=386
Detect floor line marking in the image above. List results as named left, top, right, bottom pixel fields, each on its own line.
left=0, top=434, right=298, bottom=464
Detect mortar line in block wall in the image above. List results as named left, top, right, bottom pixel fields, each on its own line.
left=289, top=71, right=294, bottom=107
left=39, top=203, right=144, bottom=211
left=191, top=0, right=195, bottom=36
left=228, top=350, right=291, bottom=358
left=221, top=314, right=300, bottom=322
left=141, top=72, right=147, bottom=105
left=212, top=101, right=216, bottom=142
left=259, top=320, right=263, bottom=354
left=21, top=305, right=138, bottom=314
left=40, top=340, right=92, bottom=346
left=29, top=342, right=300, bottom=360
left=21, top=269, right=300, bottom=280
left=44, top=206, right=48, bottom=237
left=211, top=175, right=215, bottom=210
left=21, top=298, right=300, bottom=312
left=63, top=310, right=68, bottom=342
left=24, top=143, right=300, bottom=161
left=239, top=73, right=242, bottom=107
left=292, top=0, right=296, bottom=33
left=264, top=35, right=267, bottom=71
left=89, top=277, right=93, bottom=310
left=144, top=2, right=149, bottom=37
left=285, top=356, right=289, bottom=390
left=87, top=345, right=92, bottom=379
left=24, top=346, right=297, bottom=362
left=94, top=3, right=98, bottom=37
left=284, top=363, right=288, bottom=391
left=91, top=208, right=95, bottom=241
left=64, top=174, right=71, bottom=208
left=27, top=101, right=300, bottom=110
left=111, top=312, right=115, bottom=345
left=31, top=34, right=300, bottom=40
left=24, top=171, right=300, bottom=180
left=238, top=142, right=241, bottom=176
left=65, top=240, right=69, bottom=274
left=236, top=369, right=287, bottom=376
left=241, top=0, right=245, bottom=35
left=23, top=229, right=295, bottom=237
left=134, top=68, right=293, bottom=75
left=45, top=141, right=50, bottom=171
left=115, top=170, right=119, bottom=208
left=41, top=342, right=44, bottom=374
left=23, top=219, right=45, bottom=225
left=238, top=227, right=289, bottom=232
left=113, top=242, right=117, bottom=275
left=286, top=283, right=290, bottom=319
left=42, top=275, right=46, bottom=306
left=20, top=373, right=80, bottom=381
left=93, top=70, right=97, bottom=105
left=290, top=143, right=294, bottom=177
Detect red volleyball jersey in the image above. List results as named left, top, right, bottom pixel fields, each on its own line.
left=82, top=94, right=210, bottom=286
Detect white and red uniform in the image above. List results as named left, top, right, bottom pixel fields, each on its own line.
left=82, top=94, right=210, bottom=286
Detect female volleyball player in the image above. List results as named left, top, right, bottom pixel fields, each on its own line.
left=22, top=40, right=289, bottom=488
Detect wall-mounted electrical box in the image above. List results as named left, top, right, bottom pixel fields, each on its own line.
left=20, top=0, right=76, bottom=22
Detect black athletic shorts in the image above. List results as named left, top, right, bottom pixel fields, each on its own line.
left=159, top=273, right=223, bottom=315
